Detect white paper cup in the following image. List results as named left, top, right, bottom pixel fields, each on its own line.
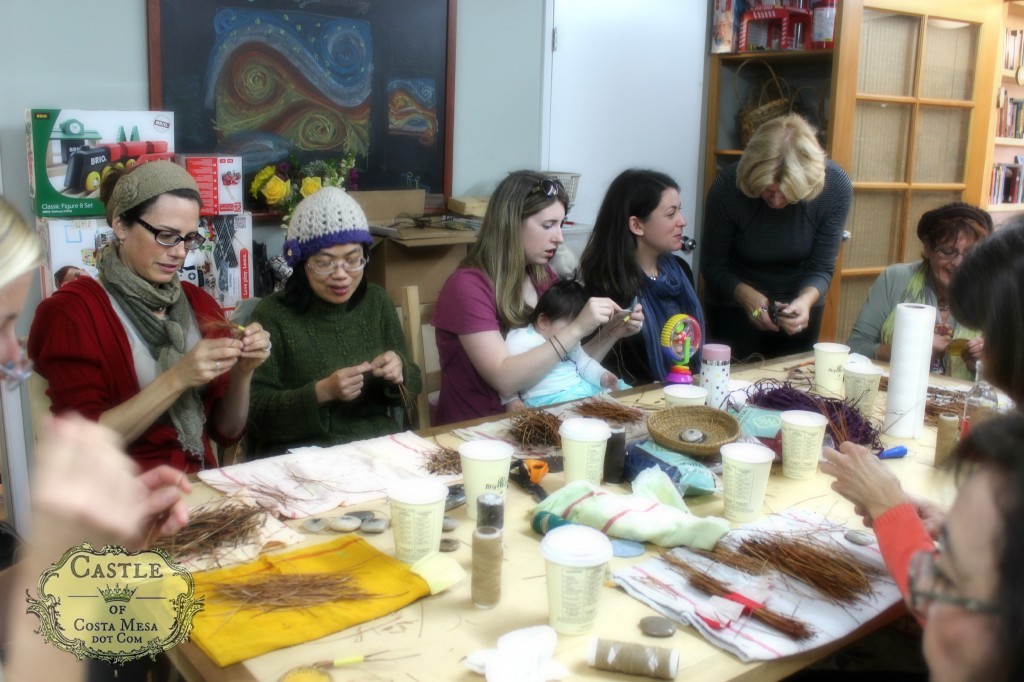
left=720, top=442, right=775, bottom=522
left=813, top=342, right=850, bottom=396
left=459, top=440, right=514, bottom=520
left=780, top=410, right=828, bottom=480
left=559, top=418, right=612, bottom=485
left=663, top=384, right=709, bottom=406
left=540, top=525, right=613, bottom=635
left=387, top=479, right=449, bottom=563
left=844, top=363, right=884, bottom=415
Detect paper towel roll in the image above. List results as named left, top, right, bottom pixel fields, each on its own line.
left=883, top=303, right=935, bottom=438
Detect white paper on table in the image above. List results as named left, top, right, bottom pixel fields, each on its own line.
left=883, top=303, right=935, bottom=438
left=198, top=431, right=460, bottom=518
left=613, top=508, right=901, bottom=662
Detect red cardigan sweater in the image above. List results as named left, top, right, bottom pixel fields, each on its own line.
left=28, top=277, right=235, bottom=472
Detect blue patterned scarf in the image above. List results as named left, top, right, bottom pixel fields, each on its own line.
left=636, top=254, right=705, bottom=380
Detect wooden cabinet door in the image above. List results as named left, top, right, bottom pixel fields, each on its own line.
left=821, top=0, right=1002, bottom=343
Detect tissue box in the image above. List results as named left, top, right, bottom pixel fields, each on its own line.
left=175, top=155, right=243, bottom=216
left=26, top=109, right=174, bottom=218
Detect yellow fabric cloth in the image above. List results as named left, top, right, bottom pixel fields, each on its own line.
left=189, top=536, right=430, bottom=667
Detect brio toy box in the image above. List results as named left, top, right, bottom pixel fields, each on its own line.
left=175, top=155, right=243, bottom=216
left=26, top=109, right=174, bottom=218
left=38, top=213, right=252, bottom=314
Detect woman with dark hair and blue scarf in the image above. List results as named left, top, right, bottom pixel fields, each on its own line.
left=579, top=169, right=704, bottom=386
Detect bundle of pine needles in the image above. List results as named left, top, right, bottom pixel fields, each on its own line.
left=208, top=572, right=376, bottom=611
left=508, top=409, right=563, bottom=447
left=573, top=398, right=645, bottom=424
left=659, top=552, right=814, bottom=640
left=151, top=501, right=265, bottom=562
left=423, top=444, right=461, bottom=475
left=736, top=535, right=886, bottom=604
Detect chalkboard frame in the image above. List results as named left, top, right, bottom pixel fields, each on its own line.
left=146, top=0, right=456, bottom=198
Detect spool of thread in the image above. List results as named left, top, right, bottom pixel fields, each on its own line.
left=476, top=493, right=504, bottom=529
left=935, top=412, right=960, bottom=468
left=531, top=510, right=574, bottom=535
left=471, top=526, right=502, bottom=609
left=603, top=426, right=627, bottom=484
left=587, top=638, right=679, bottom=680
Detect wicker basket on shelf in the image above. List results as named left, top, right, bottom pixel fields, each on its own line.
left=646, top=406, right=740, bottom=458
left=735, top=60, right=792, bottom=147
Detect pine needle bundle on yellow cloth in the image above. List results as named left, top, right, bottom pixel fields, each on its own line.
left=189, top=536, right=431, bottom=667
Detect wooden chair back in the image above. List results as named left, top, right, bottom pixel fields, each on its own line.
left=401, top=285, right=440, bottom=430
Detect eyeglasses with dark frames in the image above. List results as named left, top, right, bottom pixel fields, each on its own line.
left=531, top=177, right=563, bottom=198
left=0, top=338, right=32, bottom=390
left=306, top=256, right=370, bottom=277
left=932, top=245, right=973, bottom=261
left=136, top=218, right=206, bottom=251
left=908, top=549, right=999, bottom=618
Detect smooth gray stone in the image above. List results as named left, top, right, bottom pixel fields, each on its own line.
left=302, top=518, right=329, bottom=533
left=844, top=529, right=874, bottom=546
left=439, top=538, right=461, bottom=552
left=639, top=616, right=677, bottom=638
left=679, top=428, right=707, bottom=443
left=360, top=517, right=389, bottom=534
left=329, top=516, right=361, bottom=532
left=610, top=539, right=645, bottom=558
left=345, top=511, right=377, bottom=521
left=442, top=516, right=458, bottom=532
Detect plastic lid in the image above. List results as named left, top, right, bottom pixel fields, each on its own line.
left=558, top=417, right=611, bottom=442
left=702, top=343, right=731, bottom=362
left=458, top=439, right=514, bottom=461
left=540, top=524, right=613, bottom=567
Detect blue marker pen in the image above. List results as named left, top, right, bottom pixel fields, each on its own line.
left=878, top=445, right=908, bottom=460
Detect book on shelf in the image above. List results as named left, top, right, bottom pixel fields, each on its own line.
left=991, top=163, right=1024, bottom=206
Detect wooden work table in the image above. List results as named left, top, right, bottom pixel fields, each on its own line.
left=168, top=354, right=963, bottom=682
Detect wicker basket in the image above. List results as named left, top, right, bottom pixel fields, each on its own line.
left=735, top=60, right=792, bottom=148
left=646, top=406, right=740, bottom=458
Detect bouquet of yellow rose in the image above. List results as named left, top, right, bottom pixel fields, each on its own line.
left=249, top=152, right=356, bottom=224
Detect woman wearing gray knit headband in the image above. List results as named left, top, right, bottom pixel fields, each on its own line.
left=847, top=201, right=992, bottom=380
left=28, top=160, right=272, bottom=472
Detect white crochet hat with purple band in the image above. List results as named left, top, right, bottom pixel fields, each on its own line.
left=283, top=187, right=372, bottom=266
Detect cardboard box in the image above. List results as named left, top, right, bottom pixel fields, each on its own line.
left=175, top=155, right=243, bottom=216
left=447, top=196, right=489, bottom=217
left=181, top=213, right=254, bottom=314
left=350, top=189, right=426, bottom=222
left=37, top=213, right=253, bottom=314
left=26, top=109, right=175, bottom=218
left=366, top=233, right=475, bottom=306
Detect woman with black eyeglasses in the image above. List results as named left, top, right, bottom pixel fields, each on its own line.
left=246, top=187, right=421, bottom=455
left=847, top=202, right=991, bottom=380
left=28, top=161, right=271, bottom=472
left=433, top=171, right=637, bottom=425
left=821, top=414, right=1024, bottom=682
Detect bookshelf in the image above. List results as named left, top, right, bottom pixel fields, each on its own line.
left=989, top=2, right=1024, bottom=220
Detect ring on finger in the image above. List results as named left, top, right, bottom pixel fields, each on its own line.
left=215, top=360, right=221, bottom=372
left=265, top=341, right=273, bottom=353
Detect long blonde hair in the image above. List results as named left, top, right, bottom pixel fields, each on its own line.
left=0, top=197, right=43, bottom=290
left=737, top=114, right=826, bottom=203
left=462, top=171, right=568, bottom=329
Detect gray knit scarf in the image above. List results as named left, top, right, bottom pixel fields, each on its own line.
left=97, top=244, right=206, bottom=459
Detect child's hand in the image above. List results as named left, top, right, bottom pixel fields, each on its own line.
left=601, top=372, right=619, bottom=390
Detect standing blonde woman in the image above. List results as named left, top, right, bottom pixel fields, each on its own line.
left=701, top=114, right=852, bottom=359
left=433, top=171, right=641, bottom=425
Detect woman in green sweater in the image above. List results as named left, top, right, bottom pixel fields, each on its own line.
left=248, top=187, right=421, bottom=457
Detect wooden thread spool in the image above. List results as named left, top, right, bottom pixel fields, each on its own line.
left=934, top=412, right=960, bottom=468
left=472, top=526, right=502, bottom=609
left=587, top=638, right=679, bottom=680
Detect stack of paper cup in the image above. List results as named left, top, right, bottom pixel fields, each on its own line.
left=663, top=384, right=708, bottom=406
left=540, top=525, right=613, bottom=634
left=559, top=418, right=611, bottom=485
left=844, top=362, right=884, bottom=415
left=720, top=442, right=775, bottom=522
left=387, top=480, right=450, bottom=563
left=779, top=410, right=828, bottom=479
left=458, top=440, right=514, bottom=520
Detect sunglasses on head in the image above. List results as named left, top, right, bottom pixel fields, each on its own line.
left=531, top=177, right=563, bottom=198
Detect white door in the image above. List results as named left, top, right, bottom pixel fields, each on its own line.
left=542, top=0, right=708, bottom=263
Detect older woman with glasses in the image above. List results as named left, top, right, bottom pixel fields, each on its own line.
left=847, top=202, right=992, bottom=379
left=433, top=171, right=637, bottom=425
left=247, top=187, right=421, bottom=455
left=28, top=161, right=271, bottom=472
